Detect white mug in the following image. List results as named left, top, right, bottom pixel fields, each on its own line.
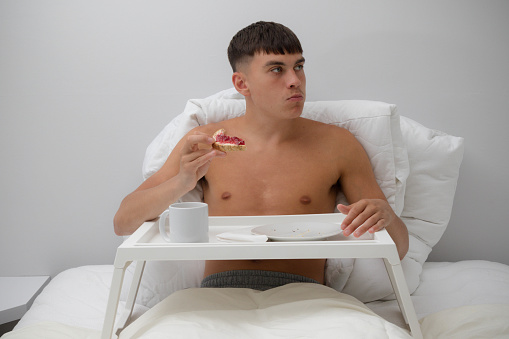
left=158, top=202, right=209, bottom=243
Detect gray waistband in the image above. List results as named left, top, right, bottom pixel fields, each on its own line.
left=200, top=270, right=320, bottom=291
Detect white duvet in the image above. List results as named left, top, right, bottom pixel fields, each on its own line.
left=117, top=283, right=412, bottom=338
left=5, top=282, right=509, bottom=339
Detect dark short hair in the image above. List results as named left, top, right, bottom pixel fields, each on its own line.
left=227, top=21, right=303, bottom=72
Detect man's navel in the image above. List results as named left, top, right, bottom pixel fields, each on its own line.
left=299, top=195, right=312, bottom=205
left=221, top=192, right=232, bottom=200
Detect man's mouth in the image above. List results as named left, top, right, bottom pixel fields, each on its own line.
left=287, top=94, right=304, bottom=101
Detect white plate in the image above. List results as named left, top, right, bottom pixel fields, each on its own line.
left=251, top=222, right=342, bottom=241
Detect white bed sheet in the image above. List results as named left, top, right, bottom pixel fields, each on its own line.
left=366, top=260, right=509, bottom=328
left=13, top=266, right=148, bottom=332
left=11, top=260, right=509, bottom=336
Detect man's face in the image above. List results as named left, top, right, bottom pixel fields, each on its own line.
left=240, top=52, right=306, bottom=119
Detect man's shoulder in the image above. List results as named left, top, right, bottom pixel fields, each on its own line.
left=298, top=118, right=361, bottom=155
left=299, top=118, right=353, bottom=138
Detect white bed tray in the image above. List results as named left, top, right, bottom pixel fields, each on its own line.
left=101, top=213, right=422, bottom=339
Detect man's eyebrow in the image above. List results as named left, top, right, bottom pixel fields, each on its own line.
left=264, top=60, right=285, bottom=67
left=264, top=57, right=306, bottom=67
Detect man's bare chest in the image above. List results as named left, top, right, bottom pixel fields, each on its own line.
left=202, top=150, right=340, bottom=216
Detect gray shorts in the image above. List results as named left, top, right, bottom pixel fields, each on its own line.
left=200, top=270, right=320, bottom=291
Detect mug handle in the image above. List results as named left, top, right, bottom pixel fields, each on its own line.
left=158, top=210, right=171, bottom=242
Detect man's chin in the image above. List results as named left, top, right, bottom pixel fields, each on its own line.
left=288, top=101, right=304, bottom=113
left=286, top=106, right=304, bottom=119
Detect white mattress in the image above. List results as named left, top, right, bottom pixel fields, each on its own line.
left=14, top=260, right=509, bottom=333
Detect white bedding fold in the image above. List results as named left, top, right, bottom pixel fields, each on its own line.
left=118, top=283, right=412, bottom=339
left=419, top=304, right=509, bottom=339
left=4, top=286, right=509, bottom=338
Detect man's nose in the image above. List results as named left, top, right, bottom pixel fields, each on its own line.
left=287, top=70, right=302, bottom=88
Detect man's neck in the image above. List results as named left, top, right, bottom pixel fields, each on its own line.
left=240, top=105, right=303, bottom=146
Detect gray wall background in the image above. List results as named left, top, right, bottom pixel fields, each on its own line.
left=1, top=1, right=508, bottom=277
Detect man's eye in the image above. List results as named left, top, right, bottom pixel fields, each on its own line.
left=271, top=67, right=283, bottom=73
left=295, top=64, right=304, bottom=71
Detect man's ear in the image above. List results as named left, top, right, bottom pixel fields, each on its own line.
left=232, top=72, right=250, bottom=97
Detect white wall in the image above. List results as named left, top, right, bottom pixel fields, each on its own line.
left=1, top=1, right=508, bottom=277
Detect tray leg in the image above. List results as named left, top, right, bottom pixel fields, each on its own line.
left=383, top=258, right=423, bottom=339
left=115, top=261, right=146, bottom=336
left=101, top=261, right=131, bottom=339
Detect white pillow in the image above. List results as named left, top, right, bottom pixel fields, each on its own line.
left=341, top=116, right=465, bottom=302
left=400, top=116, right=464, bottom=263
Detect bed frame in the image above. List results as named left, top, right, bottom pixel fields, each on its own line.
left=102, top=213, right=423, bottom=339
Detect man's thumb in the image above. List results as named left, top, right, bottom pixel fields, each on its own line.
left=337, top=204, right=351, bottom=215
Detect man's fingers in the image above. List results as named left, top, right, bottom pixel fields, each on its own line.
left=181, top=148, right=211, bottom=165
left=182, top=133, right=216, bottom=153
left=368, top=219, right=386, bottom=234
left=339, top=201, right=367, bottom=230
left=351, top=215, right=385, bottom=237
left=337, top=204, right=350, bottom=215
left=182, top=149, right=224, bottom=170
left=196, top=159, right=214, bottom=180
left=339, top=200, right=388, bottom=237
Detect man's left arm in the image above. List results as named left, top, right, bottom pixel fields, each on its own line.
left=338, top=133, right=409, bottom=260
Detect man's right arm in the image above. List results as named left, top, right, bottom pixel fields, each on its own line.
left=113, top=131, right=225, bottom=236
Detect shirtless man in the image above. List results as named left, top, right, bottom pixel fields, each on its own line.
left=114, top=21, right=408, bottom=289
